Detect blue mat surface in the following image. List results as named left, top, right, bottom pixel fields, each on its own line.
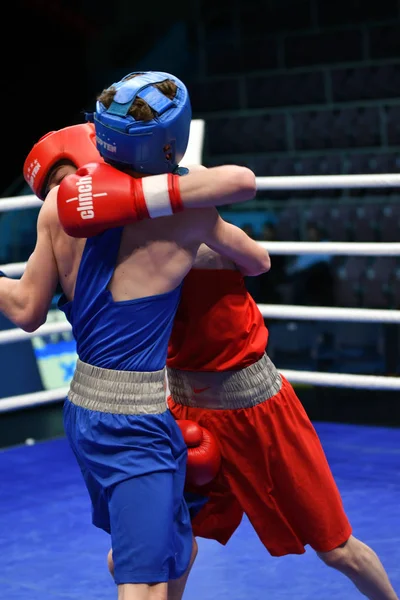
left=1, top=422, right=399, bottom=599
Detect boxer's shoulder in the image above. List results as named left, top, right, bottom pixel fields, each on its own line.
left=38, top=187, right=69, bottom=242
left=38, top=187, right=58, bottom=223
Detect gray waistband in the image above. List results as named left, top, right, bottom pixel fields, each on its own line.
left=167, top=353, right=282, bottom=410
left=68, top=359, right=167, bottom=415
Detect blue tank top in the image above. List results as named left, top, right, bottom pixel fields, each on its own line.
left=58, top=227, right=182, bottom=371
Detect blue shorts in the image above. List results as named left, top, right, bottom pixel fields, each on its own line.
left=63, top=398, right=193, bottom=585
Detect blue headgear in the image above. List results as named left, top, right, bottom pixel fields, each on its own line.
left=88, top=71, right=192, bottom=175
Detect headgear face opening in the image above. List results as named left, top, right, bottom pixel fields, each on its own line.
left=91, top=71, right=192, bottom=175
left=23, top=123, right=102, bottom=200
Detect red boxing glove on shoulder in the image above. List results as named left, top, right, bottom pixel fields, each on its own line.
left=176, top=420, right=221, bottom=487
left=57, top=162, right=183, bottom=238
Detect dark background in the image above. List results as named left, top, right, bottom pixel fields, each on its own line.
left=3, top=0, right=400, bottom=197
left=2, top=0, right=194, bottom=194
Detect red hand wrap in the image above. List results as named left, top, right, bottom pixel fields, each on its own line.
left=168, top=173, right=184, bottom=213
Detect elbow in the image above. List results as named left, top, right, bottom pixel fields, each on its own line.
left=20, top=320, right=43, bottom=334
left=245, top=252, right=271, bottom=277
left=6, top=285, right=48, bottom=333
left=239, top=167, right=257, bottom=200
left=16, top=310, right=46, bottom=333
left=260, top=252, right=271, bottom=274
left=230, top=167, right=257, bottom=202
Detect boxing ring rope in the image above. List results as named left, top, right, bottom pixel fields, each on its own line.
left=256, top=173, right=400, bottom=190
left=1, top=172, right=400, bottom=412
left=0, top=305, right=399, bottom=347
left=258, top=242, right=400, bottom=256
left=2, top=371, right=400, bottom=414
left=4, top=171, right=400, bottom=213
left=3, top=239, right=400, bottom=279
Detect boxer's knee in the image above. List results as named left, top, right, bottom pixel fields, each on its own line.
left=107, top=548, right=115, bottom=579
left=190, top=536, right=198, bottom=566
left=107, top=538, right=198, bottom=582
left=317, top=535, right=368, bottom=575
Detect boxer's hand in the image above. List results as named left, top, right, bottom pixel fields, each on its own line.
left=177, top=419, right=221, bottom=487
left=57, top=162, right=183, bottom=238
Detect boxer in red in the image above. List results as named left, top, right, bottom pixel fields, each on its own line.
left=166, top=244, right=399, bottom=600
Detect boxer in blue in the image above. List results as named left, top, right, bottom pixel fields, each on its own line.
left=4, top=72, right=270, bottom=600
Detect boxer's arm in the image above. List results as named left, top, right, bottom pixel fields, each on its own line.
left=199, top=209, right=270, bottom=276
left=57, top=162, right=257, bottom=238
left=179, top=165, right=256, bottom=208
left=0, top=205, right=58, bottom=332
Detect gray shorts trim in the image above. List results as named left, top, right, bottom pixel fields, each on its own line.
left=68, top=359, right=167, bottom=415
left=167, top=353, right=282, bottom=410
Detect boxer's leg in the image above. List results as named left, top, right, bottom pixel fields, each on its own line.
left=167, top=536, right=198, bottom=600
left=108, top=542, right=198, bottom=600
left=108, top=548, right=115, bottom=578
left=109, top=412, right=193, bottom=600
left=118, top=582, right=167, bottom=600
left=228, top=376, right=398, bottom=600
left=109, top=472, right=175, bottom=600
left=317, top=536, right=398, bottom=600
left=110, top=539, right=197, bottom=600
left=166, top=414, right=199, bottom=600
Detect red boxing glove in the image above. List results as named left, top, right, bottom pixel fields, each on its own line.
left=57, top=162, right=183, bottom=238
left=177, top=420, right=221, bottom=487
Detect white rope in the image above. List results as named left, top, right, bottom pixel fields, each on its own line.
left=3, top=173, right=400, bottom=215
left=0, top=386, right=69, bottom=413
left=258, top=241, right=400, bottom=256
left=258, top=304, right=400, bottom=323
left=256, top=173, right=400, bottom=190
left=3, top=241, right=400, bottom=281
left=0, top=321, right=72, bottom=344
left=1, top=368, right=399, bottom=413
left=1, top=262, right=29, bottom=277
left=0, top=195, right=41, bottom=211
left=0, top=302, right=398, bottom=347
left=280, top=370, right=400, bottom=390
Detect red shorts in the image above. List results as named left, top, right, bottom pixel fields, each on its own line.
left=168, top=375, right=352, bottom=556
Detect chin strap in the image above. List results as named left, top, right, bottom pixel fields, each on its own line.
left=174, top=165, right=189, bottom=176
